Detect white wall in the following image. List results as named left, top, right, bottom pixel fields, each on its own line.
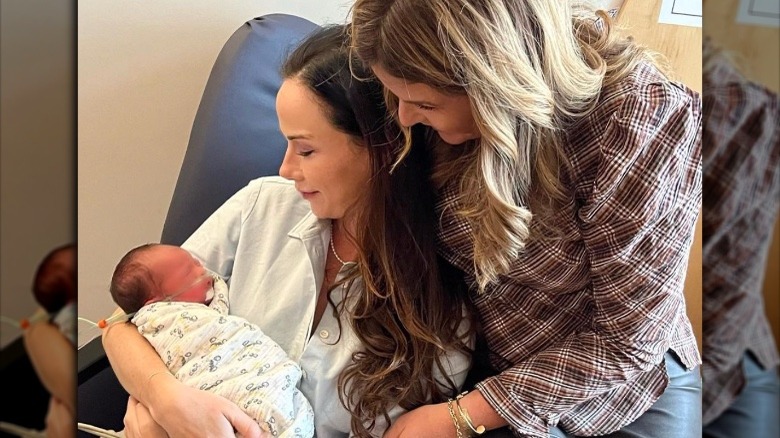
left=78, top=1, right=351, bottom=346
left=1, top=0, right=74, bottom=349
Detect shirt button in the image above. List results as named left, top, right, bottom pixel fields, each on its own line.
left=319, top=330, right=329, bottom=339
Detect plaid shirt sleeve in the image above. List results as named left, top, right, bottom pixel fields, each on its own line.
left=701, top=52, right=780, bottom=423
left=474, top=79, right=702, bottom=437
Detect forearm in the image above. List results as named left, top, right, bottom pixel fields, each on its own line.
left=23, top=322, right=76, bottom=413
left=46, top=397, right=76, bottom=438
left=101, top=312, right=172, bottom=405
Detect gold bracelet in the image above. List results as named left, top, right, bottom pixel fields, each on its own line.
left=455, top=392, right=486, bottom=436
left=446, top=399, right=464, bottom=438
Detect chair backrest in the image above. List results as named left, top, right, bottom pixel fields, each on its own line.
left=160, top=13, right=320, bottom=245
left=77, top=15, right=320, bottom=434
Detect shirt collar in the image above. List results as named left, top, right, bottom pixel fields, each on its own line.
left=287, top=210, right=329, bottom=240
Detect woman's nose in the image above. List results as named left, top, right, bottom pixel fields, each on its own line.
left=397, top=101, right=424, bottom=127
left=279, top=145, right=301, bottom=181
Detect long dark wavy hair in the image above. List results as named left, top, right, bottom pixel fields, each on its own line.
left=282, top=25, right=474, bottom=436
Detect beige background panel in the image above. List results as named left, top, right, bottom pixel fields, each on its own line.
left=768, top=225, right=780, bottom=343
left=618, top=0, right=703, bottom=91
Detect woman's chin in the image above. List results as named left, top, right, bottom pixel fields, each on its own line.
left=436, top=131, right=478, bottom=145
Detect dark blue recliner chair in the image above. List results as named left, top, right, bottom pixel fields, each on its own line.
left=77, top=14, right=320, bottom=435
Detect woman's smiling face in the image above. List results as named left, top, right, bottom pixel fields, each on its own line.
left=372, top=65, right=480, bottom=145
left=276, top=78, right=371, bottom=220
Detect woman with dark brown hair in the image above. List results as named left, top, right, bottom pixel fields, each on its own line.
left=103, top=25, right=474, bottom=438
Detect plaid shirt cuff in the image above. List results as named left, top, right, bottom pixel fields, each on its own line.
left=475, top=376, right=549, bottom=437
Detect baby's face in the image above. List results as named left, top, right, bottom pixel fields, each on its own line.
left=145, top=245, right=213, bottom=304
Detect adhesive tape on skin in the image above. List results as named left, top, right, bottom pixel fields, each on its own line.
left=205, top=285, right=215, bottom=304
left=200, top=270, right=219, bottom=304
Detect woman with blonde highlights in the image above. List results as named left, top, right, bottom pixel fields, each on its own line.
left=350, top=0, right=702, bottom=436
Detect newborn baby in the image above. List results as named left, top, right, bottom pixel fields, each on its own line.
left=110, top=243, right=314, bottom=438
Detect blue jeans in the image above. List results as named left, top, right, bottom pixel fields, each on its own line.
left=477, top=351, right=702, bottom=437
left=702, top=352, right=780, bottom=438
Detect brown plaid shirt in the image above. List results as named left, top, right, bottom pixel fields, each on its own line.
left=701, top=47, right=780, bottom=425
left=435, top=62, right=702, bottom=437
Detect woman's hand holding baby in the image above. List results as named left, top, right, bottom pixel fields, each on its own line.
left=124, top=380, right=263, bottom=438
left=123, top=396, right=166, bottom=438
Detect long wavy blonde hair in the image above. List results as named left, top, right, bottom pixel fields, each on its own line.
left=350, top=0, right=667, bottom=292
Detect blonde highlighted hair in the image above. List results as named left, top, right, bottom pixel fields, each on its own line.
left=350, top=0, right=667, bottom=292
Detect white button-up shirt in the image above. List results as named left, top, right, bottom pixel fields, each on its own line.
left=182, top=176, right=472, bottom=437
